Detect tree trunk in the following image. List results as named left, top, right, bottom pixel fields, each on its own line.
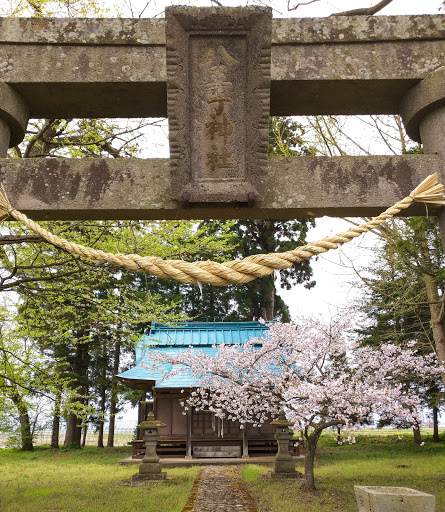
left=303, top=432, right=321, bottom=491
left=19, top=411, right=34, bottom=451
left=433, top=407, right=440, bottom=442
left=81, top=424, right=87, bottom=447
left=107, top=340, right=121, bottom=447
left=97, top=379, right=107, bottom=448
left=422, top=273, right=445, bottom=388
left=11, top=394, right=33, bottom=451
left=64, top=335, right=89, bottom=448
left=250, top=275, right=275, bottom=321
left=50, top=392, right=61, bottom=449
left=97, top=338, right=108, bottom=448
left=64, top=412, right=82, bottom=447
left=413, top=425, right=422, bottom=445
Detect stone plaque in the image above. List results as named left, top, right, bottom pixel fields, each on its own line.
left=166, top=7, right=272, bottom=203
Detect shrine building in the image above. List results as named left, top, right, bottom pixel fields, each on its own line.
left=117, top=321, right=293, bottom=459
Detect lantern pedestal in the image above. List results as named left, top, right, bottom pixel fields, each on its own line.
left=267, top=412, right=302, bottom=480
left=131, top=412, right=167, bottom=483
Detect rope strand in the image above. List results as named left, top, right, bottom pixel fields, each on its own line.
left=0, top=173, right=444, bottom=286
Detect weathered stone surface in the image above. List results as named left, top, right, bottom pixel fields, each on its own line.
left=1, top=15, right=442, bottom=46
left=132, top=413, right=167, bottom=482
left=0, top=119, right=10, bottom=158
left=0, top=15, right=443, bottom=119
left=193, top=446, right=242, bottom=458
left=272, top=15, right=445, bottom=44
left=354, top=486, right=435, bottom=512
left=417, top=104, right=445, bottom=256
left=0, top=83, right=29, bottom=147
left=0, top=154, right=440, bottom=221
left=131, top=472, right=167, bottom=482
left=401, top=67, right=445, bottom=142
left=166, top=7, right=271, bottom=203
left=271, top=412, right=296, bottom=475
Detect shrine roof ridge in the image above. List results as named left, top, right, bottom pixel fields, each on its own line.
left=117, top=321, right=271, bottom=388
left=143, top=321, right=270, bottom=348
left=0, top=14, right=443, bottom=46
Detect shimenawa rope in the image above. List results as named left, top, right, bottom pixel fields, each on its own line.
left=0, top=173, right=444, bottom=287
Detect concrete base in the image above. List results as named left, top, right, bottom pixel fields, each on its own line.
left=119, top=474, right=171, bottom=486
left=117, top=455, right=303, bottom=467
left=273, top=460, right=296, bottom=474
left=138, top=463, right=162, bottom=475
left=193, top=446, right=242, bottom=458
left=354, top=486, right=436, bottom=512
left=263, top=470, right=304, bottom=481
left=131, top=472, right=167, bottom=483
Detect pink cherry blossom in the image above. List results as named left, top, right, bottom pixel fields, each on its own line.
left=147, top=314, right=443, bottom=490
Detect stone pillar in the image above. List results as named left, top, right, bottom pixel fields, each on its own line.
left=0, top=119, right=11, bottom=158
left=0, top=83, right=29, bottom=157
left=418, top=107, right=445, bottom=248
left=131, top=412, right=167, bottom=482
left=268, top=411, right=300, bottom=480
left=401, top=67, right=445, bottom=248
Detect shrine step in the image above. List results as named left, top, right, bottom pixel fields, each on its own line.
left=193, top=446, right=242, bottom=458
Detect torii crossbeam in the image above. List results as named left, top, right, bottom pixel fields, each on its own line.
left=0, top=9, right=444, bottom=245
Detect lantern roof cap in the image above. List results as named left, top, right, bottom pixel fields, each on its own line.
left=138, top=412, right=166, bottom=429
left=271, top=410, right=290, bottom=427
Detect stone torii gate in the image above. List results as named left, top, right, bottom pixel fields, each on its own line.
left=0, top=7, right=445, bottom=247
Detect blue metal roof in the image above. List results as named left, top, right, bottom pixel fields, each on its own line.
left=117, top=321, right=269, bottom=389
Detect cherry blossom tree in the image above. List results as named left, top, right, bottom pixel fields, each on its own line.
left=147, top=315, right=443, bottom=490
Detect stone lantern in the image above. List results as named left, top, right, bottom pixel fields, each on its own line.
left=131, top=412, right=167, bottom=482
left=270, top=411, right=297, bottom=478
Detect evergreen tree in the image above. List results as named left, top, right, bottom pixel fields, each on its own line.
left=142, top=117, right=317, bottom=322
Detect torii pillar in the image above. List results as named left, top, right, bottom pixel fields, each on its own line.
left=402, top=67, right=445, bottom=247
left=0, top=83, right=28, bottom=158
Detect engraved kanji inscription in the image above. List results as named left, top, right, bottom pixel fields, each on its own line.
left=166, top=7, right=272, bottom=203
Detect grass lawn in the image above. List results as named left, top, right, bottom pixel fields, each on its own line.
left=0, top=446, right=200, bottom=512
left=242, top=433, right=445, bottom=512
left=1, top=434, right=444, bottom=512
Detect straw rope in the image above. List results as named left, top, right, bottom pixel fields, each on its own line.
left=0, top=173, right=444, bottom=286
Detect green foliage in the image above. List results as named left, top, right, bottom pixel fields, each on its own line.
left=269, top=116, right=316, bottom=157
left=144, top=117, right=317, bottom=322
left=357, top=216, right=445, bottom=416
left=358, top=217, right=444, bottom=352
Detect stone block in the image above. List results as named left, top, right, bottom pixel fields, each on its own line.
left=273, top=459, right=295, bottom=474
left=131, top=472, right=167, bottom=483
left=354, top=486, right=435, bottom=512
left=166, top=6, right=271, bottom=203
left=193, top=445, right=241, bottom=458
left=138, top=462, right=162, bottom=474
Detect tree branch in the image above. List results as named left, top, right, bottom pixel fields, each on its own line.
left=288, top=0, right=320, bottom=11
left=0, top=235, right=45, bottom=245
left=0, top=373, right=56, bottom=401
left=332, top=0, right=394, bottom=16
left=288, top=0, right=395, bottom=16
left=0, top=271, right=80, bottom=292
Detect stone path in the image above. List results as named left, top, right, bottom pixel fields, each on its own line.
left=181, top=465, right=258, bottom=512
